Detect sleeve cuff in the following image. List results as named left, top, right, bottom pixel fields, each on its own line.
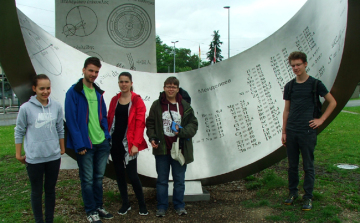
left=15, top=138, right=23, bottom=144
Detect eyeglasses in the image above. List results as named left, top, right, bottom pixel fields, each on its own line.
left=165, top=86, right=178, bottom=89
left=291, top=63, right=303, bottom=68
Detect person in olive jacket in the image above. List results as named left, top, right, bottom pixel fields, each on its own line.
left=146, top=76, right=198, bottom=217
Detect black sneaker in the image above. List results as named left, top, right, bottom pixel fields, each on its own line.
left=87, top=211, right=102, bottom=223
left=139, top=206, right=149, bottom=216
left=302, top=198, right=312, bottom=211
left=175, top=208, right=188, bottom=216
left=97, top=207, right=113, bottom=219
left=118, top=204, right=131, bottom=215
left=156, top=209, right=166, bottom=217
left=284, top=194, right=298, bottom=205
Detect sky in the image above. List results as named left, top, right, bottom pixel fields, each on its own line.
left=15, top=0, right=307, bottom=60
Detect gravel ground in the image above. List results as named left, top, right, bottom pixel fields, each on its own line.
left=54, top=169, right=279, bottom=223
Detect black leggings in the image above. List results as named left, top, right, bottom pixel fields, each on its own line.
left=111, top=147, right=146, bottom=208
left=26, top=158, right=61, bottom=223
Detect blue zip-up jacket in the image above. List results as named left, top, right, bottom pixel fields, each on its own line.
left=65, top=78, right=111, bottom=153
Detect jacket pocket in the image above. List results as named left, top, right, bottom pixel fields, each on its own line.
left=27, top=139, right=59, bottom=159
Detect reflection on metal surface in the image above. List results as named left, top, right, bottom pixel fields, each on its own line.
left=1, top=0, right=360, bottom=187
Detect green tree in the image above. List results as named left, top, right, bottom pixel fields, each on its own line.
left=156, top=36, right=201, bottom=73
left=156, top=36, right=173, bottom=73
left=206, top=30, right=223, bottom=64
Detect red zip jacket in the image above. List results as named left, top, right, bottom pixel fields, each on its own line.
left=107, top=91, right=148, bottom=152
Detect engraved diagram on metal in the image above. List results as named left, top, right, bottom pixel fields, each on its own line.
left=21, top=27, right=62, bottom=76
left=107, top=4, right=152, bottom=48
left=62, top=6, right=98, bottom=37
left=85, top=51, right=104, bottom=62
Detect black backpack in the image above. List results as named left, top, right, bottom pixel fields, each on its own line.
left=287, top=78, right=322, bottom=118
left=179, top=87, right=191, bottom=104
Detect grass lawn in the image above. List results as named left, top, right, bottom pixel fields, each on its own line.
left=1, top=107, right=359, bottom=222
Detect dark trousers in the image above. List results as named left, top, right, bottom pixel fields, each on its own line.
left=111, top=148, right=146, bottom=208
left=286, top=129, right=316, bottom=199
left=26, top=158, right=61, bottom=223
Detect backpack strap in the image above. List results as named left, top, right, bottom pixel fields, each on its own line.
left=312, top=79, right=323, bottom=118
left=287, top=78, right=296, bottom=99
left=312, top=79, right=319, bottom=106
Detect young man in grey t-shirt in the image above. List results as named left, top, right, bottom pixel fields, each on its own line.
left=282, top=51, right=337, bottom=211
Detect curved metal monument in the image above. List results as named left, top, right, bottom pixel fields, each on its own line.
left=1, top=0, right=359, bottom=187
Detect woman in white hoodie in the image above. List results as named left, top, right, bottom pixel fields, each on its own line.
left=14, top=74, right=65, bottom=223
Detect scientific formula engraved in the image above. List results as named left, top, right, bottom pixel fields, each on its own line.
left=21, top=27, right=62, bottom=76
left=62, top=6, right=98, bottom=37
left=107, top=4, right=152, bottom=48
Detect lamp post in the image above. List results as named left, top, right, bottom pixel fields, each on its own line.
left=224, top=6, right=230, bottom=59
left=171, top=41, right=179, bottom=73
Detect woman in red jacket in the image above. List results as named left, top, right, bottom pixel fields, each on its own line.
left=107, top=72, right=148, bottom=216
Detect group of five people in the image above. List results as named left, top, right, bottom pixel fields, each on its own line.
left=14, top=51, right=336, bottom=222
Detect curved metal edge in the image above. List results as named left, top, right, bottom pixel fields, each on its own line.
left=317, top=0, right=360, bottom=134
left=0, top=1, right=36, bottom=104
left=138, top=0, right=360, bottom=187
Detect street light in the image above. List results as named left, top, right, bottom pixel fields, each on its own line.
left=171, top=41, right=178, bottom=73
left=224, top=6, right=230, bottom=59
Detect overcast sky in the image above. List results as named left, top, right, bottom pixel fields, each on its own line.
left=16, top=0, right=307, bottom=60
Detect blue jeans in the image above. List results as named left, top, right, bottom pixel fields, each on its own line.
left=155, top=154, right=187, bottom=210
left=76, top=139, right=110, bottom=214
left=286, top=129, right=316, bottom=199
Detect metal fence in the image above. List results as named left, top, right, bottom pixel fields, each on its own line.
left=0, top=67, right=19, bottom=114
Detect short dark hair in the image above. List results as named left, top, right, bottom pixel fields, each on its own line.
left=84, top=57, right=102, bottom=69
left=32, top=74, right=50, bottom=87
left=119, top=72, right=133, bottom=91
left=164, top=76, right=179, bottom=87
left=288, top=51, right=307, bottom=64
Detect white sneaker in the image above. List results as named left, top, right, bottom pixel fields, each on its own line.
left=87, top=211, right=102, bottom=223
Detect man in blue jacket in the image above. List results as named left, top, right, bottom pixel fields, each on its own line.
left=65, top=57, right=113, bottom=223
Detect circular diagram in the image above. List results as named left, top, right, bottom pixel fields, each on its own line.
left=107, top=4, right=152, bottom=48
left=21, top=27, right=62, bottom=76
left=63, top=6, right=98, bottom=37
left=85, top=51, right=104, bottom=61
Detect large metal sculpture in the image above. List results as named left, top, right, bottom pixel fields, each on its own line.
left=55, top=1, right=157, bottom=72
left=0, top=0, right=359, bottom=187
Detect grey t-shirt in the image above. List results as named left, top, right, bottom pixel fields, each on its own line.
left=283, top=76, right=328, bottom=132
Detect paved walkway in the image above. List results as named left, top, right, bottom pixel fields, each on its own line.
left=0, top=113, right=17, bottom=126
left=341, top=110, right=359, bottom=115
left=345, top=100, right=360, bottom=107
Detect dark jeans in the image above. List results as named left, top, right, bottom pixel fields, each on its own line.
left=111, top=147, right=146, bottom=208
left=76, top=139, right=110, bottom=214
left=26, top=158, right=61, bottom=223
left=286, top=129, right=316, bottom=199
left=155, top=154, right=187, bottom=210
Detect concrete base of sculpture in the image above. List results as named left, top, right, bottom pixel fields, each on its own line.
left=168, top=181, right=210, bottom=202
left=60, top=154, right=78, bottom=170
